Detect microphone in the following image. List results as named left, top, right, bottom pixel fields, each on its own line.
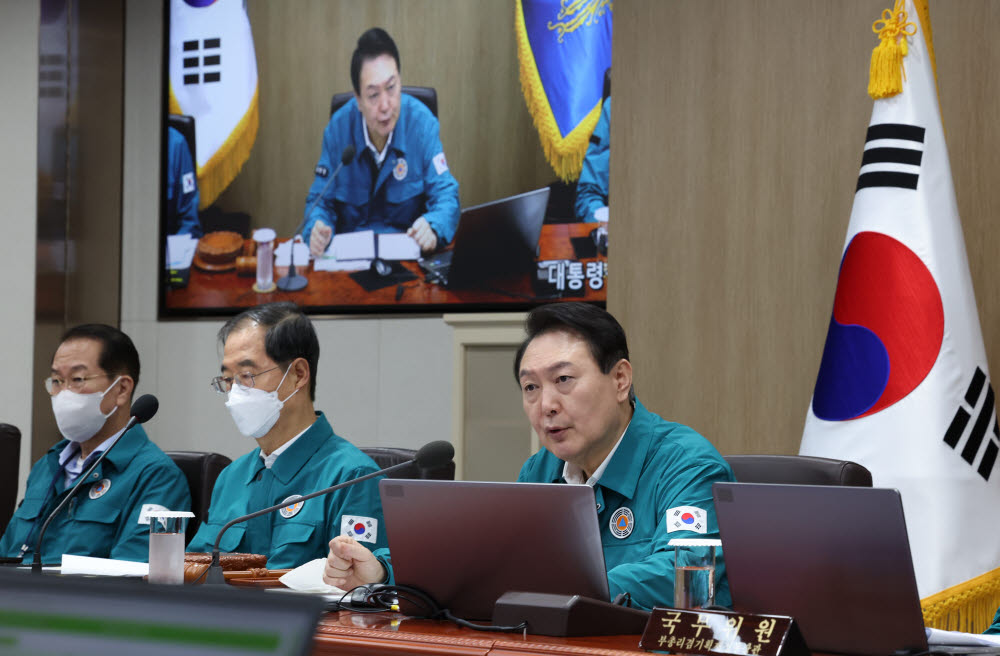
left=277, top=144, right=357, bottom=292
left=203, top=439, right=454, bottom=584
left=31, top=394, right=159, bottom=573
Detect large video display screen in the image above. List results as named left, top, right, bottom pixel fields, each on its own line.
left=159, top=0, right=611, bottom=316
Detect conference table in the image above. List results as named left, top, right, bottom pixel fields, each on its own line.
left=165, top=223, right=607, bottom=313
left=312, top=609, right=651, bottom=655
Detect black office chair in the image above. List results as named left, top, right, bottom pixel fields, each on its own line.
left=0, top=424, right=21, bottom=533
left=723, top=454, right=873, bottom=487
left=360, top=446, right=455, bottom=481
left=166, top=451, right=232, bottom=544
left=167, top=114, right=197, bottom=167
left=330, top=86, right=438, bottom=118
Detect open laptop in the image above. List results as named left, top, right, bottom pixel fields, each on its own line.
left=379, top=479, right=608, bottom=620
left=0, top=567, right=323, bottom=655
left=419, top=187, right=550, bottom=289
left=713, top=482, right=997, bottom=656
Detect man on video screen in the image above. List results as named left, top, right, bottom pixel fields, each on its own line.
left=301, top=27, right=459, bottom=257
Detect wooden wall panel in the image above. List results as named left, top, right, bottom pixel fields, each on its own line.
left=215, top=0, right=553, bottom=235
left=609, top=1, right=1000, bottom=456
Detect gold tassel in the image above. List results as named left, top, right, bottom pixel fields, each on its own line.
left=921, top=566, right=1000, bottom=633
left=515, top=0, right=602, bottom=182
left=868, top=0, right=917, bottom=100
left=167, top=84, right=260, bottom=209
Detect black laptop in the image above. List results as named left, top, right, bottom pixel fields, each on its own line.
left=0, top=566, right=323, bottom=655
left=379, top=479, right=608, bottom=620
left=420, top=187, right=550, bottom=289
left=713, top=482, right=1000, bottom=656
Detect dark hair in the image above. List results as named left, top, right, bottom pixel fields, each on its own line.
left=513, top=303, right=630, bottom=381
left=58, top=324, right=141, bottom=394
left=219, top=302, right=320, bottom=400
left=351, top=27, right=400, bottom=96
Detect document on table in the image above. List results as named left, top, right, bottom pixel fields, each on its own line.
left=315, top=230, right=419, bottom=271
left=326, top=230, right=375, bottom=261
left=61, top=554, right=149, bottom=577
left=166, top=234, right=197, bottom=269
left=376, top=233, right=420, bottom=260
left=926, top=627, right=1000, bottom=646
left=274, top=240, right=310, bottom=266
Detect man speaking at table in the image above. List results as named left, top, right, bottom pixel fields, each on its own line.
left=325, top=302, right=735, bottom=611
left=0, top=324, right=190, bottom=563
left=186, top=302, right=387, bottom=568
left=302, top=27, right=459, bottom=257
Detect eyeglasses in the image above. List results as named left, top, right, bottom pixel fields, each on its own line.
left=44, top=373, right=111, bottom=395
left=210, top=366, right=281, bottom=395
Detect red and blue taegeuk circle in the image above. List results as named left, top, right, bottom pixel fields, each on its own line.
left=812, top=231, right=944, bottom=421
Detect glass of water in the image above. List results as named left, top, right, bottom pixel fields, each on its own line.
left=669, top=538, right=722, bottom=609
left=148, top=511, right=194, bottom=584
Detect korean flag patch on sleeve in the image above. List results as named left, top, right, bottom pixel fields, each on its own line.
left=341, top=515, right=378, bottom=543
left=666, top=506, right=708, bottom=534
left=182, top=172, right=195, bottom=194
left=432, top=152, right=448, bottom=176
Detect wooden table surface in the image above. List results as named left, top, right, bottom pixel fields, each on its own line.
left=164, top=223, right=607, bottom=314
left=313, top=610, right=649, bottom=656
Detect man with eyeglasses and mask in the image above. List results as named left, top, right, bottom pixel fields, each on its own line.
left=0, top=324, right=190, bottom=563
left=186, top=302, right=387, bottom=569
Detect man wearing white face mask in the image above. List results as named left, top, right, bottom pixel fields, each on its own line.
left=0, top=325, right=190, bottom=563
left=185, top=302, right=387, bottom=569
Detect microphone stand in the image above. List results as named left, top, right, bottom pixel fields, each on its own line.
left=31, top=417, right=138, bottom=573
left=204, top=457, right=419, bottom=584
left=277, top=146, right=355, bottom=292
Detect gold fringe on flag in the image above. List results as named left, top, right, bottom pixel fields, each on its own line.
left=515, top=0, right=602, bottom=182
left=168, top=84, right=260, bottom=210
left=921, top=566, right=1000, bottom=633
left=868, top=0, right=917, bottom=100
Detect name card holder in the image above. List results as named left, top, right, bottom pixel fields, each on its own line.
left=639, top=608, right=809, bottom=656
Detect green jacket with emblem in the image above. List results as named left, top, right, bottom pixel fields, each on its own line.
left=517, top=399, right=735, bottom=611
left=0, top=425, right=191, bottom=563
left=186, top=412, right=387, bottom=569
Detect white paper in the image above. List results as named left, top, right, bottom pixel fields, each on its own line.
left=926, top=628, right=1000, bottom=646
left=327, top=230, right=375, bottom=261
left=166, top=234, right=197, bottom=269
left=273, top=240, right=310, bottom=266
left=278, top=557, right=347, bottom=594
left=313, top=258, right=371, bottom=272
left=60, top=554, right=149, bottom=577
left=377, top=233, right=420, bottom=261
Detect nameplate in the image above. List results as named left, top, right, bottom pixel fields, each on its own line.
left=639, top=608, right=809, bottom=656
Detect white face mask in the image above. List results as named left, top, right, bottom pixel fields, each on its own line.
left=225, top=367, right=299, bottom=439
left=50, top=376, right=122, bottom=443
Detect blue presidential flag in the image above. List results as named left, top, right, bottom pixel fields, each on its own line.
left=516, top=0, right=612, bottom=181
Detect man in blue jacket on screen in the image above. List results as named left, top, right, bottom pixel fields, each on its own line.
left=302, top=27, right=459, bottom=257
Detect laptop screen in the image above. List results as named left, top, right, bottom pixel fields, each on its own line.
left=0, top=568, right=323, bottom=656
left=446, top=187, right=550, bottom=288
left=713, top=482, right=928, bottom=655
left=380, top=479, right=608, bottom=620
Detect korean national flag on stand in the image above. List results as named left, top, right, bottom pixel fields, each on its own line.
left=799, top=0, right=1000, bottom=632
left=168, top=0, right=258, bottom=209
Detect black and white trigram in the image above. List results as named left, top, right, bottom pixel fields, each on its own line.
left=182, top=37, right=222, bottom=85
left=856, top=123, right=925, bottom=192
left=943, top=367, right=1000, bottom=481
